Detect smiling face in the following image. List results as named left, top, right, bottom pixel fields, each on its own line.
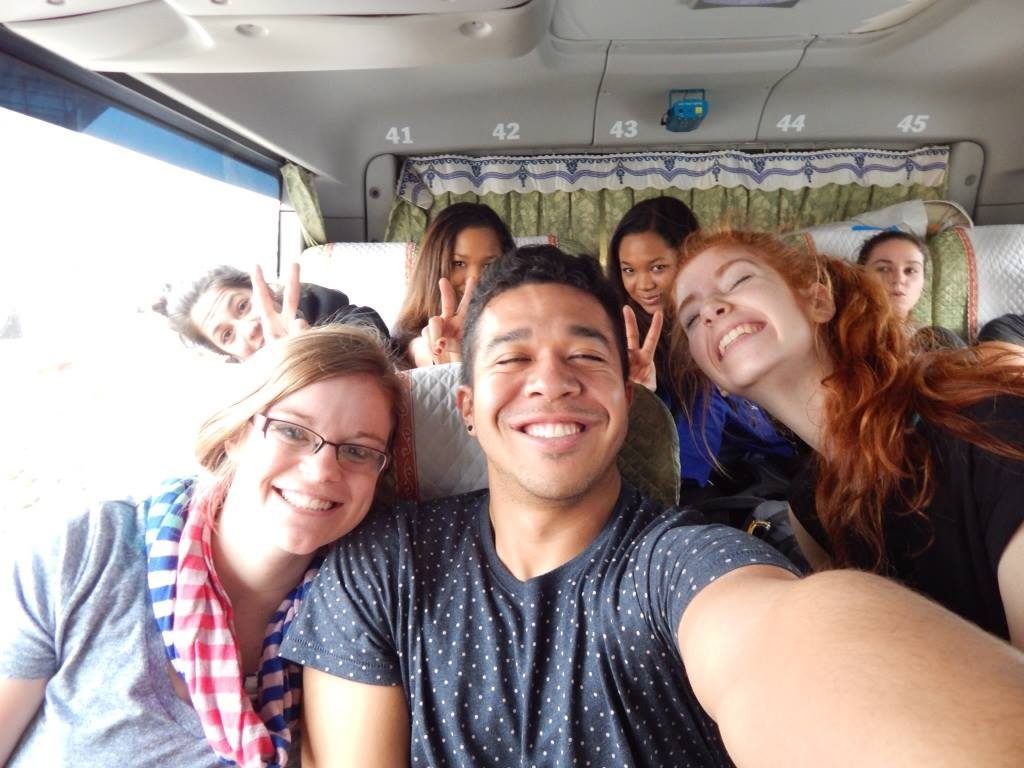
left=862, top=239, right=925, bottom=319
left=457, top=283, right=631, bottom=506
left=222, top=374, right=394, bottom=556
left=674, top=245, right=830, bottom=397
left=449, top=226, right=504, bottom=298
left=190, top=285, right=263, bottom=360
left=618, top=231, right=681, bottom=314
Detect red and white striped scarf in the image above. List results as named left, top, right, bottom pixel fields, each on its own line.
left=144, top=478, right=320, bottom=767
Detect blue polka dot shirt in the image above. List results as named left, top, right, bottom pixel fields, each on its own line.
left=282, top=483, right=798, bottom=767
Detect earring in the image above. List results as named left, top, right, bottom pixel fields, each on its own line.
left=466, top=424, right=473, bottom=433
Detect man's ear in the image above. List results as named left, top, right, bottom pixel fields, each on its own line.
left=805, top=282, right=836, bottom=324
left=624, top=379, right=634, bottom=408
left=456, top=385, right=474, bottom=431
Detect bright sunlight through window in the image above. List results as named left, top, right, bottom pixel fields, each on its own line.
left=0, top=106, right=280, bottom=532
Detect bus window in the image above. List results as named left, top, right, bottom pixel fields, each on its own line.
left=0, top=51, right=281, bottom=530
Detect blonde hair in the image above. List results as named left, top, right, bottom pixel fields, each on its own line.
left=195, top=325, right=401, bottom=475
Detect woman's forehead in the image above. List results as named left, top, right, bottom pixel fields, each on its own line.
left=676, top=246, right=760, bottom=293
left=865, top=239, right=925, bottom=265
left=191, top=285, right=249, bottom=328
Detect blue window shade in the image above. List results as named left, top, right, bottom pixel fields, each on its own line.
left=0, top=51, right=278, bottom=198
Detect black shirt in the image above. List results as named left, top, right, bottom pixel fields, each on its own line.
left=298, top=283, right=390, bottom=341
left=790, top=396, right=1024, bottom=639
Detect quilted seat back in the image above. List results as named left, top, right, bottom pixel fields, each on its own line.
left=389, top=363, right=680, bottom=507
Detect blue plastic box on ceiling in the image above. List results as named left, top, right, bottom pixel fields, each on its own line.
left=661, top=89, right=709, bottom=133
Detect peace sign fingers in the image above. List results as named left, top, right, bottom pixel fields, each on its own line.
left=624, top=304, right=642, bottom=351
left=280, top=261, right=301, bottom=327
left=455, top=275, right=477, bottom=320
left=641, top=309, right=664, bottom=359
left=422, top=277, right=477, bottom=365
left=250, top=262, right=305, bottom=349
left=250, top=264, right=278, bottom=328
left=438, top=277, right=458, bottom=320
left=623, top=305, right=661, bottom=392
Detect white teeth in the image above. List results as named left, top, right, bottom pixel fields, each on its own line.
left=279, top=489, right=336, bottom=511
left=523, top=422, right=582, bottom=438
left=718, top=324, right=760, bottom=356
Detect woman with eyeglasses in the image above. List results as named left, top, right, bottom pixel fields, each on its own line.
left=0, top=324, right=400, bottom=767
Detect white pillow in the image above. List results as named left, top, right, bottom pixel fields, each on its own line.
left=799, top=200, right=931, bottom=262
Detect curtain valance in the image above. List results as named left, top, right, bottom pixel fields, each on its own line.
left=396, top=146, right=950, bottom=210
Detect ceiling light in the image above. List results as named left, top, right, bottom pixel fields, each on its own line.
left=459, top=20, right=493, bottom=38
left=236, top=23, right=268, bottom=38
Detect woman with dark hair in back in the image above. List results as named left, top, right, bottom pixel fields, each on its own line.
left=607, top=197, right=791, bottom=492
left=857, top=230, right=929, bottom=321
left=857, top=229, right=965, bottom=351
left=392, top=202, right=515, bottom=368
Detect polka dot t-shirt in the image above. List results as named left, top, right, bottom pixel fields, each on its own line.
left=281, top=483, right=798, bottom=767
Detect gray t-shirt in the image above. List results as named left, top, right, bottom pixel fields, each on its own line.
left=282, top=483, right=798, bottom=767
left=0, top=502, right=222, bottom=767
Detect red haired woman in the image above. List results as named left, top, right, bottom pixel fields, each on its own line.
left=671, top=229, right=1024, bottom=648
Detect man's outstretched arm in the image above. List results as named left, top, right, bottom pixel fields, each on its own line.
left=678, top=565, right=1024, bottom=767
left=300, top=668, right=410, bottom=768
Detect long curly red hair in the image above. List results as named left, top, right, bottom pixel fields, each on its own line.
left=670, top=229, right=1024, bottom=569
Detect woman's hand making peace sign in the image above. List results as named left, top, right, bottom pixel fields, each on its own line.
left=249, top=262, right=310, bottom=350
left=623, top=305, right=663, bottom=393
left=410, top=276, right=477, bottom=366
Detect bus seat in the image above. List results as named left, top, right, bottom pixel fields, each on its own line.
left=513, top=234, right=559, bottom=247
left=795, top=216, right=1024, bottom=340
left=298, top=236, right=560, bottom=329
left=403, top=234, right=559, bottom=263
left=798, top=200, right=932, bottom=259
left=389, top=362, right=680, bottom=507
left=298, top=241, right=412, bottom=329
left=796, top=199, right=973, bottom=263
left=959, top=225, right=1024, bottom=338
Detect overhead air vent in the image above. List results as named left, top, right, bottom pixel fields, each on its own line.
left=688, top=0, right=798, bottom=8
left=553, top=0, right=939, bottom=42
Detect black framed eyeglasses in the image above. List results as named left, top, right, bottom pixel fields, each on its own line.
left=253, top=414, right=389, bottom=474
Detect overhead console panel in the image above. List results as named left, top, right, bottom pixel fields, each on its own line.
left=595, top=38, right=809, bottom=147
left=552, top=0, right=939, bottom=41
left=0, top=0, right=146, bottom=24
left=571, top=0, right=943, bottom=148
left=166, top=1, right=527, bottom=14
left=3, top=0, right=550, bottom=72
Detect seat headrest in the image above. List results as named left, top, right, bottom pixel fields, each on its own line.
left=389, top=363, right=680, bottom=507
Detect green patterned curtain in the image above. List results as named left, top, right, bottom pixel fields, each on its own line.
left=281, top=162, right=327, bottom=247
left=386, top=183, right=945, bottom=263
